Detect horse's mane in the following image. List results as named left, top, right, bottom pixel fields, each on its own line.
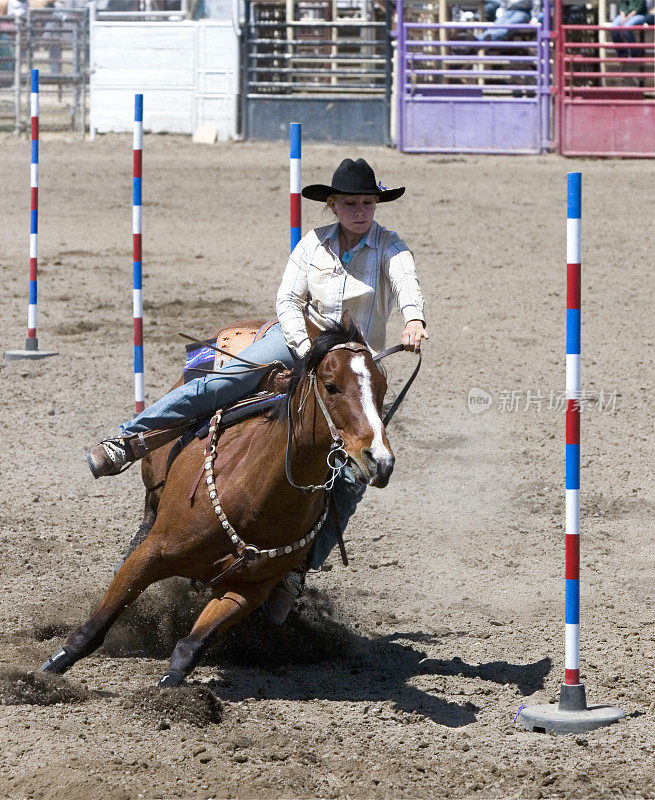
left=269, top=318, right=366, bottom=422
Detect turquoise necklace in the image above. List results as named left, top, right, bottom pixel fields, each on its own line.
left=340, top=233, right=366, bottom=265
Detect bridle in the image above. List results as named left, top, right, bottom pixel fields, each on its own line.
left=284, top=341, right=422, bottom=494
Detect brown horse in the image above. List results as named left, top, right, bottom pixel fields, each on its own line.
left=41, top=315, right=394, bottom=688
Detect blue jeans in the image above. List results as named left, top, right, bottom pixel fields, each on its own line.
left=484, top=0, right=500, bottom=22
left=477, top=8, right=530, bottom=40
left=307, top=464, right=367, bottom=570
left=610, top=14, right=647, bottom=56
left=119, top=322, right=293, bottom=436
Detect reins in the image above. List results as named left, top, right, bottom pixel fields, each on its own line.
left=373, top=344, right=423, bottom=427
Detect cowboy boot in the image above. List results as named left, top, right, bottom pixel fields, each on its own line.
left=262, top=569, right=305, bottom=626
left=86, top=426, right=185, bottom=479
left=86, top=438, right=137, bottom=478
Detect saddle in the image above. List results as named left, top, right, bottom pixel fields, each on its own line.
left=129, top=319, right=288, bottom=461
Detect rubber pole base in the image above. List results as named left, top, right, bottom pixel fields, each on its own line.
left=4, top=348, right=59, bottom=361
left=518, top=683, right=625, bottom=734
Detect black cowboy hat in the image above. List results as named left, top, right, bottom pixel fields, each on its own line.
left=301, top=158, right=405, bottom=203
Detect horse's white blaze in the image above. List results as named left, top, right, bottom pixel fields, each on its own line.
left=350, top=354, right=389, bottom=460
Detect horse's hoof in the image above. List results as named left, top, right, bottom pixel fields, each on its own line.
left=40, top=647, right=74, bottom=674
left=157, top=671, right=184, bottom=689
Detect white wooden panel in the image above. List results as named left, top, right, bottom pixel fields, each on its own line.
left=196, top=72, right=238, bottom=95
left=195, top=95, right=238, bottom=139
left=92, top=88, right=196, bottom=134
left=90, top=20, right=239, bottom=138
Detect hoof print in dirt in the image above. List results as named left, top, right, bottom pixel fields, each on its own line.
left=126, top=685, right=223, bottom=727
left=0, top=666, right=89, bottom=706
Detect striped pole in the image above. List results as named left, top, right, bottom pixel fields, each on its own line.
left=565, top=171, right=582, bottom=686
left=27, top=69, right=39, bottom=351
left=3, top=70, right=57, bottom=361
left=290, top=122, right=301, bottom=252
left=133, top=94, right=145, bottom=413
left=517, top=174, right=624, bottom=732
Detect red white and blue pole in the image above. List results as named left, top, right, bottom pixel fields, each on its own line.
left=133, top=94, right=145, bottom=413
left=4, top=69, right=57, bottom=362
left=565, top=171, right=582, bottom=686
left=518, top=173, right=624, bottom=732
left=290, top=122, right=301, bottom=252
left=27, top=68, right=39, bottom=350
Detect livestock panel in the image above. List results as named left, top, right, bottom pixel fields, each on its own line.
left=555, top=15, right=655, bottom=157
left=397, top=0, right=550, bottom=154
left=243, top=0, right=392, bottom=145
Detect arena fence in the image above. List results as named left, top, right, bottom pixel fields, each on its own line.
left=396, top=0, right=551, bottom=153
left=242, top=0, right=392, bottom=144
left=0, top=7, right=88, bottom=134
left=554, top=21, right=655, bottom=157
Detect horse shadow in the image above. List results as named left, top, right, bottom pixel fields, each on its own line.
left=207, top=626, right=551, bottom=727
left=93, top=580, right=552, bottom=727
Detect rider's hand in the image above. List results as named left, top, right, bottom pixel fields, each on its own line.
left=402, top=320, right=429, bottom=353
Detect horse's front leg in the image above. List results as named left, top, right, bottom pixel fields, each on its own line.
left=41, top=538, right=170, bottom=675
left=158, top=584, right=273, bottom=688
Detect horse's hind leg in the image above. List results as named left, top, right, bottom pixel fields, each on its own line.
left=41, top=538, right=169, bottom=675
left=158, top=585, right=272, bottom=688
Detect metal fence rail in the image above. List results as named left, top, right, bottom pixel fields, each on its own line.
left=0, top=7, right=88, bottom=134
left=245, top=18, right=390, bottom=95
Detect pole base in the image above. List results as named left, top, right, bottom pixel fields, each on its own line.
left=518, top=683, right=625, bottom=734
left=4, top=347, right=58, bottom=361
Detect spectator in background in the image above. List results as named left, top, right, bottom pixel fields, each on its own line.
left=7, top=0, right=29, bottom=16
left=476, top=0, right=540, bottom=41
left=610, top=0, right=648, bottom=56
left=484, top=0, right=500, bottom=21
left=644, top=0, right=654, bottom=24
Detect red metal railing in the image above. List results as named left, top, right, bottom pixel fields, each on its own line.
left=554, top=23, right=655, bottom=156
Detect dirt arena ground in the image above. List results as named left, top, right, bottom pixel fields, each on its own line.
left=0, top=135, right=653, bottom=800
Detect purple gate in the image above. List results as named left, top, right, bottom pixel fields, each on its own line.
left=397, top=0, right=551, bottom=154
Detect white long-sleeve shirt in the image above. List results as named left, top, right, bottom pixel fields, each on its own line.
left=276, top=220, right=425, bottom=357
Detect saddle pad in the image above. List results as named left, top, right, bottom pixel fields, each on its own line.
left=184, top=339, right=216, bottom=382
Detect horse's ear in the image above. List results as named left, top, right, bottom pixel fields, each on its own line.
left=340, top=309, right=353, bottom=330
left=303, top=305, right=323, bottom=344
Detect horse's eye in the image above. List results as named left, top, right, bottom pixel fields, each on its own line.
left=324, top=382, right=340, bottom=395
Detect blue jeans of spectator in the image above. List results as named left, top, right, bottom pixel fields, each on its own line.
left=610, top=13, right=647, bottom=56
left=119, top=322, right=294, bottom=436
left=306, top=464, right=367, bottom=570
left=477, top=8, right=530, bottom=41
left=484, top=0, right=500, bottom=22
